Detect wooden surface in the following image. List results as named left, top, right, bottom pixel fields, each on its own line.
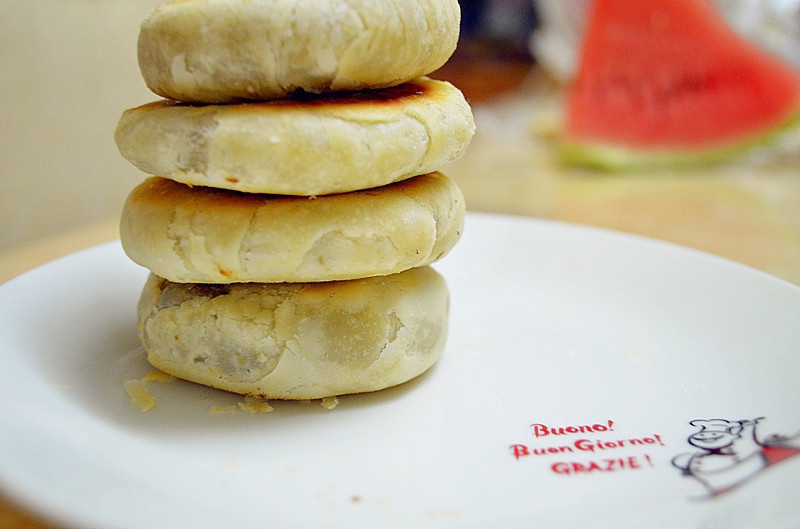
left=2, top=52, right=799, bottom=528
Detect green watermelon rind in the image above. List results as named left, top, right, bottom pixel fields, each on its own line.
left=560, top=105, right=800, bottom=171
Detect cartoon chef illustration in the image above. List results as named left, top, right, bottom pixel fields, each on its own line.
left=672, top=417, right=800, bottom=497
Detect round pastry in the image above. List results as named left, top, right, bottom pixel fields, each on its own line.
left=120, top=173, right=465, bottom=284
left=137, top=267, right=449, bottom=399
left=115, top=78, right=475, bottom=195
left=137, top=0, right=461, bottom=103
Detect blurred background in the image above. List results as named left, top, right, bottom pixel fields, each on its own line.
left=0, top=0, right=164, bottom=271
left=1, top=0, right=799, bottom=282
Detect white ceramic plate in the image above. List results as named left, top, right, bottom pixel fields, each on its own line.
left=1, top=213, right=799, bottom=529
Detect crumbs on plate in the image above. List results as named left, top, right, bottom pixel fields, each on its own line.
left=123, top=378, right=156, bottom=412
left=124, top=370, right=175, bottom=412
left=124, top=372, right=339, bottom=413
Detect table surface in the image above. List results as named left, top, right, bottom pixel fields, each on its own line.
left=2, top=53, right=799, bottom=528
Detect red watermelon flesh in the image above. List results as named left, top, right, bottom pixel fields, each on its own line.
left=563, top=0, right=800, bottom=166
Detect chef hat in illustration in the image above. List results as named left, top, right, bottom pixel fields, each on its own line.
left=689, top=418, right=743, bottom=435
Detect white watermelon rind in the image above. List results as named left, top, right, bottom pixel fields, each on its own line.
left=560, top=103, right=800, bottom=171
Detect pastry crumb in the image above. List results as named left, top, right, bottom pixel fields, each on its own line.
left=320, top=396, right=339, bottom=410
left=123, top=371, right=175, bottom=411
left=208, top=404, right=240, bottom=415
left=124, top=379, right=156, bottom=412
left=142, top=370, right=176, bottom=383
left=209, top=396, right=275, bottom=415
left=237, top=396, right=275, bottom=414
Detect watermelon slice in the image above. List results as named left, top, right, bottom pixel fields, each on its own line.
left=562, top=0, right=800, bottom=169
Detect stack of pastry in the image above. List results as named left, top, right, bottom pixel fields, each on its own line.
left=114, top=0, right=475, bottom=400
